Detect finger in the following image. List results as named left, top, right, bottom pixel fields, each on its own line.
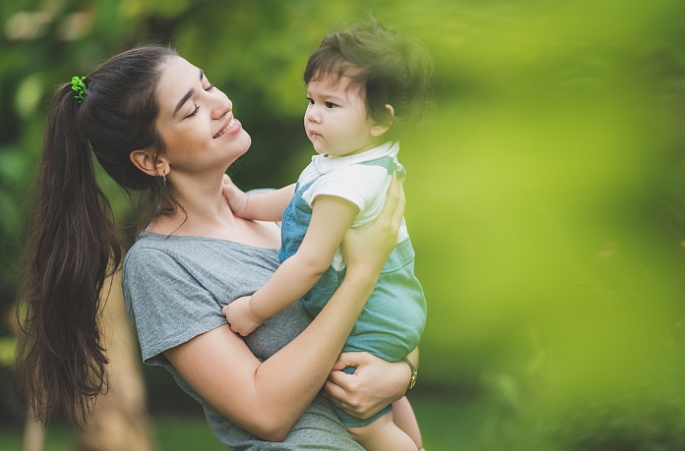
left=221, top=174, right=231, bottom=188
left=331, top=360, right=347, bottom=372
left=327, top=369, right=352, bottom=388
left=333, top=352, right=367, bottom=370
left=380, top=176, right=405, bottom=234
left=390, top=177, right=406, bottom=229
left=321, top=389, right=347, bottom=410
left=323, top=379, right=348, bottom=401
left=332, top=352, right=360, bottom=371
left=380, top=176, right=401, bottom=218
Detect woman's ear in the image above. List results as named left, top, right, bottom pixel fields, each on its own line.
left=370, top=104, right=395, bottom=138
left=129, top=148, right=169, bottom=177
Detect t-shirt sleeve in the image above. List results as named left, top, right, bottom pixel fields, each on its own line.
left=304, top=165, right=390, bottom=227
left=122, top=246, right=228, bottom=367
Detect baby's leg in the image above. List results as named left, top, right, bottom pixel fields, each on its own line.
left=348, top=410, right=418, bottom=451
left=392, top=396, right=424, bottom=450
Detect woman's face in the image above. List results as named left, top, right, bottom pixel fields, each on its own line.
left=154, top=56, right=251, bottom=177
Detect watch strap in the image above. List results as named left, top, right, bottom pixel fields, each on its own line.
left=402, top=357, right=418, bottom=392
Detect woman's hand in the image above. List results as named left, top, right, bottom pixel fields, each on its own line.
left=341, top=176, right=405, bottom=278
left=323, top=352, right=412, bottom=419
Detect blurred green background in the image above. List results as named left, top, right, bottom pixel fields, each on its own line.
left=2, top=0, right=685, bottom=450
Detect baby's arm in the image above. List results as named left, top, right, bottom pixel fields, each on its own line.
left=223, top=175, right=294, bottom=222
left=225, top=195, right=358, bottom=336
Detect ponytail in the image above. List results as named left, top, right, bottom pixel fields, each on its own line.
left=16, top=84, right=122, bottom=425
left=15, top=44, right=176, bottom=425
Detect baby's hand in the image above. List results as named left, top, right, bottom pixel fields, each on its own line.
left=221, top=174, right=249, bottom=218
left=222, top=296, right=263, bottom=336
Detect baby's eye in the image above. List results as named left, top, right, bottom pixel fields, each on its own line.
left=205, top=83, right=215, bottom=91
left=306, top=97, right=314, bottom=105
left=325, top=102, right=337, bottom=108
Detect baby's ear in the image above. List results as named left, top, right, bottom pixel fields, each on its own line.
left=129, top=148, right=169, bottom=177
left=370, top=104, right=395, bottom=137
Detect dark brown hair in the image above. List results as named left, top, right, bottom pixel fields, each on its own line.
left=15, top=45, right=178, bottom=425
left=304, top=19, right=434, bottom=138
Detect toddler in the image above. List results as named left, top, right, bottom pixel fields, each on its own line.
left=224, top=20, right=433, bottom=451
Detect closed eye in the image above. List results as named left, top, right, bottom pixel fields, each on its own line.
left=186, top=104, right=200, bottom=119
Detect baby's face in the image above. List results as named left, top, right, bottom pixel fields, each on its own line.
left=304, top=73, right=383, bottom=157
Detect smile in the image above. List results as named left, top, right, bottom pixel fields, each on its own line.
left=214, top=118, right=238, bottom=139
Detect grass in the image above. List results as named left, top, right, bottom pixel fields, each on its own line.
left=0, top=390, right=484, bottom=450
left=0, top=417, right=225, bottom=451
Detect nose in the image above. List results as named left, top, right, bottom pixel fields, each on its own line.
left=212, top=93, right=232, bottom=119
left=306, top=104, right=321, bottom=123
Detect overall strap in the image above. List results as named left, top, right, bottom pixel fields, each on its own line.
left=358, top=156, right=406, bottom=181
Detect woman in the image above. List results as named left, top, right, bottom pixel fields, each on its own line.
left=16, top=45, right=416, bottom=449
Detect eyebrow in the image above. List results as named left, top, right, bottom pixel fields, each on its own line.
left=173, top=69, right=204, bottom=117
left=306, top=88, right=345, bottom=101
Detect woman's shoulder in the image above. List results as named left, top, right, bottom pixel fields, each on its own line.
left=122, top=233, right=211, bottom=287
left=123, top=231, right=280, bottom=289
left=123, top=232, right=174, bottom=270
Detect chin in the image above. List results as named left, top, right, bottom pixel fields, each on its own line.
left=236, top=130, right=252, bottom=154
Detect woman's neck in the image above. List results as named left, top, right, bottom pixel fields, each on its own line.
left=149, top=173, right=235, bottom=236
left=147, top=173, right=281, bottom=249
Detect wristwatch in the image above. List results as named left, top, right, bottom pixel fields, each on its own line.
left=402, top=357, right=418, bottom=392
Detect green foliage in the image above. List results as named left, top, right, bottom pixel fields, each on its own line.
left=2, top=0, right=685, bottom=447
left=0, top=338, right=16, bottom=366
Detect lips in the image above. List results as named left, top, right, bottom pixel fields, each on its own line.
left=214, top=116, right=240, bottom=139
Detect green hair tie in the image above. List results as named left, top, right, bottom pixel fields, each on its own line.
left=71, top=76, right=86, bottom=103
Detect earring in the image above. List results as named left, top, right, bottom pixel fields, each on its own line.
left=161, top=171, right=167, bottom=186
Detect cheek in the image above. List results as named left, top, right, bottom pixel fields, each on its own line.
left=162, top=126, right=201, bottom=157
left=347, top=116, right=370, bottom=137
left=155, top=127, right=176, bottom=153
left=163, top=133, right=186, bottom=154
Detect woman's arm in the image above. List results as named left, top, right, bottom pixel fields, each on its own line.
left=224, top=195, right=358, bottom=336
left=166, top=177, right=405, bottom=441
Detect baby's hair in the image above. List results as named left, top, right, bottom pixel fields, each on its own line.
left=304, top=19, right=434, bottom=137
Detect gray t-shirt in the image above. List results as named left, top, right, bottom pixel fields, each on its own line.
left=122, top=232, right=363, bottom=450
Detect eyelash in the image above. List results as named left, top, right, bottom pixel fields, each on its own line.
left=187, top=105, right=200, bottom=118
left=185, top=84, right=216, bottom=119
left=306, top=98, right=338, bottom=108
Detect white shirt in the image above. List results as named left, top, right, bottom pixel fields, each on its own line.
left=298, top=141, right=409, bottom=270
